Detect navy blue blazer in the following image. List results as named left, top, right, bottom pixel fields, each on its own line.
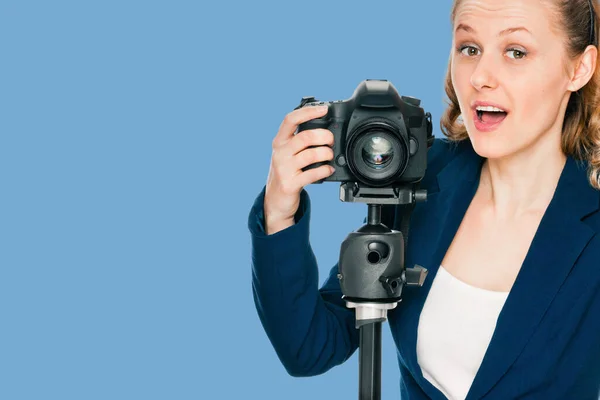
left=248, top=138, right=600, bottom=399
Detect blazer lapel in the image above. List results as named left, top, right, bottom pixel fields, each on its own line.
left=465, top=156, right=599, bottom=399
left=397, top=142, right=485, bottom=398
left=396, top=141, right=599, bottom=400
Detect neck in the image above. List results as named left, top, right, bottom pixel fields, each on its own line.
left=477, top=137, right=567, bottom=221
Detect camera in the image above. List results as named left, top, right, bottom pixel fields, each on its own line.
left=296, top=79, right=433, bottom=188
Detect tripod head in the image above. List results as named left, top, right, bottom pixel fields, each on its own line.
left=337, top=182, right=428, bottom=327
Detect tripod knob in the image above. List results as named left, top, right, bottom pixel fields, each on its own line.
left=378, top=275, right=403, bottom=298
left=414, top=189, right=427, bottom=202
left=404, top=265, right=428, bottom=286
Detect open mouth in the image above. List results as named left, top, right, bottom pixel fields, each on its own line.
left=476, top=109, right=508, bottom=124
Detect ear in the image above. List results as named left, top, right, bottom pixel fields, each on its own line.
left=567, top=45, right=598, bottom=92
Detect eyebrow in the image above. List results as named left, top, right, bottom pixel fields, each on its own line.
left=455, top=23, right=532, bottom=37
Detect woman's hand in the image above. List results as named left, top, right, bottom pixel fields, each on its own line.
left=264, top=105, right=335, bottom=235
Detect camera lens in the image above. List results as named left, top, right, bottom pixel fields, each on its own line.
left=361, top=137, right=393, bottom=169
left=346, top=118, right=409, bottom=187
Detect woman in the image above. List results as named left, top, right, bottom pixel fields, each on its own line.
left=248, top=0, right=600, bottom=398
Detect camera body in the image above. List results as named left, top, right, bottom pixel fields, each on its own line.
left=297, top=79, right=433, bottom=188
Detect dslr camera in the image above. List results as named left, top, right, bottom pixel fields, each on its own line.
left=296, top=79, right=433, bottom=189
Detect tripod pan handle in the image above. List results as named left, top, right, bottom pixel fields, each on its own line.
left=405, top=265, right=428, bottom=287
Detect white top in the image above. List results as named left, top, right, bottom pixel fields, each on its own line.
left=416, top=265, right=510, bottom=400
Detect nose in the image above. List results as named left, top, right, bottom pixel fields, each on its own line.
left=470, top=53, right=499, bottom=91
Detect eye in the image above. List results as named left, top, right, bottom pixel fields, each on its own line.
left=507, top=48, right=527, bottom=59
left=458, top=45, right=480, bottom=57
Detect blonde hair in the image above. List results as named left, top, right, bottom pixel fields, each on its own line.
left=440, top=0, right=600, bottom=189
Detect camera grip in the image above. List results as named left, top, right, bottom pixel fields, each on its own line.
left=297, top=116, right=333, bottom=178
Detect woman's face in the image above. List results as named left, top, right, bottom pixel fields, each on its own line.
left=451, top=0, right=573, bottom=159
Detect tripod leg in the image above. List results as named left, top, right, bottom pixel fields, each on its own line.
left=359, top=322, right=381, bottom=400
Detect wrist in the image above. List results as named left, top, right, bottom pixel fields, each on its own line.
left=265, top=214, right=295, bottom=235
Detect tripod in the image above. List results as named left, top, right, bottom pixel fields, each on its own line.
left=337, top=183, right=428, bottom=400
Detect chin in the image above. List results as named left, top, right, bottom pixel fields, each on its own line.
left=466, top=126, right=513, bottom=161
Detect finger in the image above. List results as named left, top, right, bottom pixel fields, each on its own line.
left=273, top=105, right=329, bottom=147
left=286, top=128, right=334, bottom=156
left=293, top=146, right=334, bottom=171
left=294, top=165, right=335, bottom=188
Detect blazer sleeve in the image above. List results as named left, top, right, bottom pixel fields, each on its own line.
left=248, top=186, right=360, bottom=377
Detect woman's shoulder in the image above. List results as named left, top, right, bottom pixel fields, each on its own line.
left=380, top=138, right=470, bottom=229
left=418, top=137, right=471, bottom=192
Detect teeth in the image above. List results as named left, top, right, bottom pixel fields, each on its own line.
left=476, top=106, right=506, bottom=112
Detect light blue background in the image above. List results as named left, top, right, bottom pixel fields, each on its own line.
left=2, top=1, right=453, bottom=399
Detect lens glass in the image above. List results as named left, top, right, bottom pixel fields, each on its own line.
left=361, top=136, right=393, bottom=169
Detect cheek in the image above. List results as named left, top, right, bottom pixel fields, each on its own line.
left=513, top=73, right=565, bottom=124
left=451, top=62, right=472, bottom=107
